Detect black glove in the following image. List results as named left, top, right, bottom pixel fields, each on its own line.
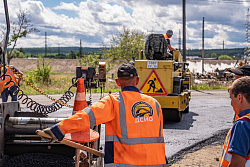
left=43, top=127, right=58, bottom=143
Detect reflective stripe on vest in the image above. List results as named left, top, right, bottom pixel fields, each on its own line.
left=0, top=66, right=17, bottom=93
left=219, top=114, right=250, bottom=167
left=246, top=159, right=250, bottom=166
left=84, top=107, right=96, bottom=128
left=114, top=91, right=163, bottom=141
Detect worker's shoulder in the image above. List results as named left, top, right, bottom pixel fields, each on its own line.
left=233, top=119, right=250, bottom=135
left=140, top=93, right=159, bottom=102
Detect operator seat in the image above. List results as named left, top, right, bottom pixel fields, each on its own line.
left=145, top=34, right=172, bottom=60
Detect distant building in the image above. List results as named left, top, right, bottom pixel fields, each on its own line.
left=187, top=56, right=218, bottom=60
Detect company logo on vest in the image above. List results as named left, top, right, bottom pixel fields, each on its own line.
left=131, top=101, right=153, bottom=123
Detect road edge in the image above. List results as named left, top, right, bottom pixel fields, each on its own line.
left=168, top=128, right=229, bottom=165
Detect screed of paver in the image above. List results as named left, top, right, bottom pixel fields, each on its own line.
left=170, top=145, right=223, bottom=167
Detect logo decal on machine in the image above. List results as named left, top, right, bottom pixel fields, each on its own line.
left=131, top=101, right=153, bottom=123
left=140, top=70, right=167, bottom=95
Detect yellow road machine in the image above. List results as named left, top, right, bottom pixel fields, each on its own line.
left=135, top=34, right=191, bottom=122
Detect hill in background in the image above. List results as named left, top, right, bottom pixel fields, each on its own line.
left=21, top=47, right=102, bottom=55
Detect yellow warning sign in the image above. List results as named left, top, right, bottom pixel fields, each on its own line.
left=140, top=70, right=167, bottom=95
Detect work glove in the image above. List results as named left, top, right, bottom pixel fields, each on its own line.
left=43, top=127, right=58, bottom=143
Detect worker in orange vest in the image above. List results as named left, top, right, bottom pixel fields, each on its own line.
left=163, top=30, right=176, bottom=55
left=41, top=63, right=168, bottom=166
left=219, top=76, right=250, bottom=167
left=0, top=65, right=23, bottom=102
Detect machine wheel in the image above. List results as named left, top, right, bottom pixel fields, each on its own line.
left=183, top=106, right=189, bottom=113
left=162, top=109, right=182, bottom=122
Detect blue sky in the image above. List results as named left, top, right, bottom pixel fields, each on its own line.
left=1, top=0, right=250, bottom=49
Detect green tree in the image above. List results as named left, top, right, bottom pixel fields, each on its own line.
left=205, top=54, right=210, bottom=58
left=8, top=10, right=39, bottom=63
left=11, top=49, right=25, bottom=58
left=79, top=53, right=100, bottom=69
left=102, top=27, right=146, bottom=66
left=19, top=47, right=25, bottom=54
left=211, top=53, right=217, bottom=58
left=218, top=55, right=233, bottom=60
left=70, top=50, right=76, bottom=59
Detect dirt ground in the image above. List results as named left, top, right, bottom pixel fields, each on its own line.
left=168, top=128, right=228, bottom=167
left=171, top=144, right=223, bottom=167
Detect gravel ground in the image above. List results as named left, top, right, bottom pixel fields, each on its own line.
left=168, top=128, right=229, bottom=166
left=171, top=145, right=224, bottom=167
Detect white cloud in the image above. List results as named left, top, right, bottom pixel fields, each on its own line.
left=53, top=2, right=79, bottom=11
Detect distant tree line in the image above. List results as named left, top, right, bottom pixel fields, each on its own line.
left=185, top=48, right=245, bottom=60
left=8, top=47, right=102, bottom=59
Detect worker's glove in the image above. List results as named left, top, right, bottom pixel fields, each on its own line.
left=43, top=127, right=58, bottom=143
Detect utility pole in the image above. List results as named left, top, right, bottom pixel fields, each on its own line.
left=223, top=40, right=224, bottom=50
left=45, top=32, right=47, bottom=57
left=182, top=0, right=186, bottom=62
left=2, top=0, right=10, bottom=68
left=178, top=29, right=181, bottom=51
left=79, top=39, right=82, bottom=58
left=202, top=17, right=205, bottom=74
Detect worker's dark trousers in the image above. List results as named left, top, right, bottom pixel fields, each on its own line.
left=1, top=87, right=17, bottom=102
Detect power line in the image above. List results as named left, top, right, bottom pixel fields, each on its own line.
left=245, top=8, right=250, bottom=61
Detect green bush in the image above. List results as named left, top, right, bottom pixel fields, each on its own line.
left=78, top=54, right=100, bottom=69
left=33, top=57, right=52, bottom=85
left=218, top=55, right=233, bottom=60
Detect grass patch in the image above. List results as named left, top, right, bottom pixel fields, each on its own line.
left=191, top=84, right=228, bottom=90
left=20, top=72, right=77, bottom=95
left=19, top=72, right=121, bottom=95
left=191, top=80, right=232, bottom=90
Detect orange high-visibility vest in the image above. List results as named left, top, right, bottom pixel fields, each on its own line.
left=163, top=34, right=170, bottom=51
left=219, top=113, right=250, bottom=167
left=59, top=91, right=167, bottom=166
left=0, top=65, right=18, bottom=94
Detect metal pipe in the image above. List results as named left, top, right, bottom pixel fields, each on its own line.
left=5, top=117, right=65, bottom=135
left=8, top=117, right=64, bottom=124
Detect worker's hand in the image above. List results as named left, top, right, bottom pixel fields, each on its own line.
left=42, top=127, right=58, bottom=143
